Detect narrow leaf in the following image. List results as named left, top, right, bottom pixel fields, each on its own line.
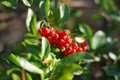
left=40, top=37, right=51, bottom=60
left=1, top=0, right=18, bottom=8
left=22, top=0, right=33, bottom=6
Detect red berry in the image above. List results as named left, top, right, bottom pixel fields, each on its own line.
left=82, top=46, right=87, bottom=51
left=70, top=48, right=76, bottom=54
left=72, top=42, right=78, bottom=49
left=82, top=41, right=87, bottom=46
left=76, top=47, right=83, bottom=52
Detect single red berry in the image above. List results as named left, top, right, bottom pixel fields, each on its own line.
left=82, top=41, right=87, bottom=46
left=63, top=30, right=69, bottom=35
left=70, top=48, right=76, bottom=54
left=49, top=30, right=55, bottom=37
left=76, top=47, right=83, bottom=52
left=53, top=33, right=59, bottom=39
left=62, top=46, right=72, bottom=56
left=82, top=46, right=87, bottom=51
left=72, top=42, right=78, bottom=49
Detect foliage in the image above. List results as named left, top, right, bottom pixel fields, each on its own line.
left=0, top=0, right=120, bottom=80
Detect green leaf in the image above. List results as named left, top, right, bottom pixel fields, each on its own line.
left=8, top=54, right=20, bottom=67
left=59, top=3, right=70, bottom=26
left=39, top=0, right=50, bottom=20
left=7, top=68, right=20, bottom=75
left=12, top=73, right=20, bottom=80
left=25, top=72, right=32, bottom=80
left=53, top=52, right=94, bottom=79
left=95, top=39, right=118, bottom=53
left=53, top=64, right=82, bottom=80
left=8, top=54, right=43, bottom=74
left=103, top=65, right=120, bottom=79
left=1, top=0, right=18, bottom=8
left=79, top=24, right=93, bottom=48
left=40, top=37, right=51, bottom=60
left=92, top=30, right=107, bottom=50
left=22, top=0, right=33, bottom=6
left=26, top=8, right=37, bottom=35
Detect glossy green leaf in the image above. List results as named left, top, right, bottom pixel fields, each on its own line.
left=53, top=64, right=82, bottom=80
left=60, top=3, right=70, bottom=25
left=39, top=0, right=50, bottom=20
left=1, top=0, right=18, bottom=8
left=26, top=8, right=37, bottom=35
left=8, top=54, right=43, bottom=74
left=92, top=30, right=107, bottom=50
left=22, top=0, right=33, bottom=6
left=53, top=52, right=94, bottom=79
left=40, top=37, right=51, bottom=60
left=79, top=24, right=93, bottom=48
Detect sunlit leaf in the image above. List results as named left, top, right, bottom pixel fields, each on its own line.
left=60, top=3, right=70, bottom=26
left=1, top=0, right=18, bottom=8
left=92, top=30, right=107, bottom=50
left=40, top=37, right=51, bottom=60
left=12, top=73, right=20, bottom=80
left=22, top=0, right=33, bottom=6
left=8, top=54, right=43, bottom=74
left=79, top=24, right=93, bottom=48
left=26, top=8, right=37, bottom=35
left=39, top=0, right=50, bottom=20
left=25, top=72, right=32, bottom=80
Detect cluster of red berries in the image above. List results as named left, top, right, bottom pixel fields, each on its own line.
left=38, top=27, right=87, bottom=56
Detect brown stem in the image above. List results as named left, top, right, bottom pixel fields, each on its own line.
left=22, top=68, right=25, bottom=80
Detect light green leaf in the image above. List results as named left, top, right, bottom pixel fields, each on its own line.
left=22, top=0, right=33, bottom=6
left=92, top=30, right=107, bottom=50
left=26, top=8, right=37, bottom=35
left=12, top=73, right=20, bottom=80
left=1, top=0, right=18, bottom=8
left=25, top=72, right=32, bottom=80
left=60, top=3, right=70, bottom=25
left=40, top=37, right=51, bottom=60
left=54, top=64, right=82, bottom=80
left=8, top=54, right=20, bottom=67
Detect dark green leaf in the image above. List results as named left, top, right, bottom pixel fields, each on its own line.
left=1, top=0, right=18, bottom=8
left=22, top=0, right=33, bottom=6
left=59, top=3, right=70, bottom=26
left=26, top=8, right=37, bottom=35
left=40, top=37, right=51, bottom=60
left=92, top=30, right=107, bottom=50
left=79, top=24, right=93, bottom=48
left=39, top=0, right=50, bottom=20
left=103, top=65, right=120, bottom=79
